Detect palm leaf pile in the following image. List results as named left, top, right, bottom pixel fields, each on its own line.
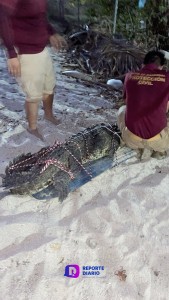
left=67, top=30, right=146, bottom=82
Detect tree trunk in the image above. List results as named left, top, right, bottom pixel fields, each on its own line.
left=58, top=0, right=65, bottom=18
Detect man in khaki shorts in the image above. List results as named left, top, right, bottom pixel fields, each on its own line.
left=0, top=0, right=67, bottom=140
left=117, top=50, right=169, bottom=160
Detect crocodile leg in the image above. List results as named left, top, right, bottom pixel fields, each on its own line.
left=52, top=171, right=71, bottom=202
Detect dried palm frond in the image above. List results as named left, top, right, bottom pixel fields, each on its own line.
left=67, top=30, right=146, bottom=81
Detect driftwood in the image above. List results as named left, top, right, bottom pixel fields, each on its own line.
left=62, top=70, right=122, bottom=91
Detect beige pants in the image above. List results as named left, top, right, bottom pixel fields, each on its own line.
left=17, top=47, right=56, bottom=102
left=117, top=105, right=169, bottom=152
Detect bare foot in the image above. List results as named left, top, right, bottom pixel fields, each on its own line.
left=151, top=151, right=167, bottom=160
left=27, top=128, right=44, bottom=141
left=44, top=115, right=61, bottom=126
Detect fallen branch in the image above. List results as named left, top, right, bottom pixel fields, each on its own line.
left=62, top=70, right=122, bottom=92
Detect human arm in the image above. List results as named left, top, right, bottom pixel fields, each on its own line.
left=0, top=1, right=21, bottom=76
left=49, top=33, right=67, bottom=51
left=46, top=19, right=67, bottom=50
left=0, top=4, right=16, bottom=58
left=123, top=73, right=132, bottom=103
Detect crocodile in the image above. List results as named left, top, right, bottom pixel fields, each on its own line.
left=2, top=123, right=121, bottom=201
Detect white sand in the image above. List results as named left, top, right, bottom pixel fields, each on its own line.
left=0, top=48, right=169, bottom=300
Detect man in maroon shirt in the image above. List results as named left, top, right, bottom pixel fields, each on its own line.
left=117, top=50, right=169, bottom=159
left=0, top=0, right=67, bottom=140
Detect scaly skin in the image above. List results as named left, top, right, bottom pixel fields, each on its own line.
left=3, top=123, right=121, bottom=201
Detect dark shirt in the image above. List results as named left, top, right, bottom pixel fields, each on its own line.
left=124, top=63, right=169, bottom=139
left=0, top=0, right=55, bottom=58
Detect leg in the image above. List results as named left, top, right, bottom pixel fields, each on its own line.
left=53, top=171, right=70, bottom=202
left=151, top=150, right=167, bottom=159
left=25, top=100, right=44, bottom=141
left=117, top=105, right=127, bottom=147
left=117, top=105, right=146, bottom=158
left=43, top=94, right=61, bottom=125
left=117, top=105, right=126, bottom=133
left=43, top=48, right=61, bottom=126
left=17, top=51, right=48, bottom=140
left=147, top=127, right=169, bottom=159
left=25, top=101, right=39, bottom=130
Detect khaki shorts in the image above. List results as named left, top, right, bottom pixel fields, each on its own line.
left=17, top=48, right=56, bottom=102
left=117, top=105, right=169, bottom=152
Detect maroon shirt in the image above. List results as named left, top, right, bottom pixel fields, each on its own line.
left=0, top=0, right=55, bottom=58
left=124, top=64, right=169, bottom=139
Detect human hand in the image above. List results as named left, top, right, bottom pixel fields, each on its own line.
left=7, top=57, right=21, bottom=77
left=49, top=34, right=68, bottom=51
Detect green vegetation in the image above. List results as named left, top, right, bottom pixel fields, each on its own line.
left=49, top=0, right=169, bottom=49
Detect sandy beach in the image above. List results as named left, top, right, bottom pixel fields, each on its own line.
left=0, top=47, right=169, bottom=300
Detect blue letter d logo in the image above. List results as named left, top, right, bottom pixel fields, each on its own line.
left=64, top=265, right=80, bottom=278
